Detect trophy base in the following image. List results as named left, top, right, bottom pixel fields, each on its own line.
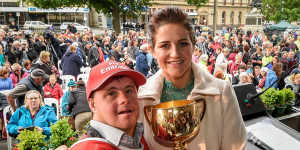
left=174, top=142, right=187, bottom=150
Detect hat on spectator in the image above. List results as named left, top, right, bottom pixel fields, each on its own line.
left=68, top=80, right=77, bottom=87
left=64, top=39, right=73, bottom=44
left=31, top=69, right=49, bottom=79
left=86, top=61, right=146, bottom=99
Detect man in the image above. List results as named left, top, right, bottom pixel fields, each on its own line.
left=7, top=68, right=49, bottom=110
left=69, top=61, right=149, bottom=150
left=68, top=80, right=91, bottom=133
left=136, top=44, right=150, bottom=77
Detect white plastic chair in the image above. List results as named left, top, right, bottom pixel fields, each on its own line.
left=77, top=74, right=89, bottom=84
left=80, top=67, right=91, bottom=74
left=44, top=98, right=60, bottom=119
left=3, top=106, right=15, bottom=150
left=61, top=75, right=75, bottom=90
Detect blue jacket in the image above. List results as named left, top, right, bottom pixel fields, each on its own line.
left=61, top=51, right=83, bottom=77
left=265, top=70, right=278, bottom=89
left=7, top=105, right=57, bottom=138
left=0, top=77, right=13, bottom=91
left=61, top=91, right=71, bottom=117
left=136, top=52, right=149, bottom=77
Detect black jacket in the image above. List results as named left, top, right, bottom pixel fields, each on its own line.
left=68, top=86, right=91, bottom=117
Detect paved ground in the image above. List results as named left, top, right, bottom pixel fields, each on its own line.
left=0, top=140, right=8, bottom=150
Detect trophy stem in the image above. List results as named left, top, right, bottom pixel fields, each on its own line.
left=174, top=141, right=187, bottom=150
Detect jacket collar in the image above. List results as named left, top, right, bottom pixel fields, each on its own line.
left=138, top=62, right=220, bottom=103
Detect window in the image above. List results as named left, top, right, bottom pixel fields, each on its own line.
left=224, top=0, right=227, bottom=5
left=222, top=11, right=226, bottom=24
left=230, top=11, right=234, bottom=24
left=238, top=12, right=242, bottom=25
left=240, top=0, right=242, bottom=5
left=232, top=0, right=235, bottom=5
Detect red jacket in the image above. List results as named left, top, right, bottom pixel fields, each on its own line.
left=71, top=137, right=149, bottom=150
left=9, top=72, right=29, bottom=87
left=43, top=82, right=63, bottom=103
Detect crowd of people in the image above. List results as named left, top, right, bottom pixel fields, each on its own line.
left=0, top=6, right=299, bottom=150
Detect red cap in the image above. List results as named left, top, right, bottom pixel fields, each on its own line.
left=86, top=61, right=146, bottom=99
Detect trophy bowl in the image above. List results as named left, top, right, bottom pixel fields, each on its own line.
left=144, top=99, right=206, bottom=150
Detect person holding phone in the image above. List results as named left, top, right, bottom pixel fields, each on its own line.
left=7, top=90, right=57, bottom=139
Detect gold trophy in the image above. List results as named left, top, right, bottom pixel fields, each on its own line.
left=144, top=99, right=206, bottom=150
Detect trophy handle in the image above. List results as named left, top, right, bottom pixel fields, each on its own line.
left=144, top=105, right=152, bottom=124
left=195, top=98, right=206, bottom=121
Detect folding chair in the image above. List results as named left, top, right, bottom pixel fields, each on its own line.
left=61, top=75, right=75, bottom=90
left=3, top=106, right=16, bottom=150
left=77, top=74, right=89, bottom=84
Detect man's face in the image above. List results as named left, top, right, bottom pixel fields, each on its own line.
left=89, top=77, right=139, bottom=134
left=34, top=77, right=45, bottom=86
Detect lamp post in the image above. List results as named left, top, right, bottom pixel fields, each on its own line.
left=213, top=0, right=217, bottom=36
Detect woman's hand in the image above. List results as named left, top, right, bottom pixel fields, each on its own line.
left=36, top=127, right=43, bottom=132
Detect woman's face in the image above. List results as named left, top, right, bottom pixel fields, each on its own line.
left=27, top=93, right=41, bottom=110
left=151, top=23, right=193, bottom=80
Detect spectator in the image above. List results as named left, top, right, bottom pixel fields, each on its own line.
left=87, top=42, right=104, bottom=67
left=7, top=90, right=57, bottom=139
left=285, top=74, right=300, bottom=106
left=9, top=63, right=29, bottom=87
left=287, top=51, right=297, bottom=70
left=61, top=45, right=83, bottom=79
left=262, top=46, right=273, bottom=67
left=0, top=45, right=5, bottom=67
left=43, top=74, right=63, bottom=103
left=68, top=80, right=91, bottom=133
left=258, top=67, right=268, bottom=89
left=22, top=59, right=32, bottom=74
left=0, top=66, right=13, bottom=91
left=136, top=44, right=150, bottom=77
left=239, top=72, right=249, bottom=84
left=7, top=68, right=49, bottom=109
left=32, top=51, right=59, bottom=78
left=61, top=80, right=77, bottom=117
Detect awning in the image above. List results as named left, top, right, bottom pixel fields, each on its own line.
left=28, top=7, right=89, bottom=13
left=0, top=7, right=28, bottom=12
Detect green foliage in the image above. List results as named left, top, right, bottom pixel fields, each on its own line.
left=49, top=118, right=78, bottom=149
left=280, top=88, right=296, bottom=105
left=260, top=88, right=296, bottom=109
left=24, top=0, right=151, bottom=33
left=17, top=129, right=47, bottom=150
left=262, top=0, right=300, bottom=23
left=260, top=88, right=277, bottom=109
left=186, top=0, right=209, bottom=8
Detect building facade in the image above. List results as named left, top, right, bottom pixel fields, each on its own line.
left=149, top=0, right=252, bottom=29
left=0, top=0, right=89, bottom=27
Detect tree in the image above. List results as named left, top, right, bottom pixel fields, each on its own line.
left=24, top=0, right=151, bottom=34
left=185, top=0, right=208, bottom=8
left=262, top=0, right=300, bottom=23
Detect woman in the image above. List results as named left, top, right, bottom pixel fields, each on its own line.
left=0, top=66, right=13, bottom=91
left=32, top=51, right=60, bottom=78
left=9, top=63, right=29, bottom=87
left=138, top=7, right=246, bottom=150
left=61, top=45, right=83, bottom=79
left=61, top=80, right=77, bottom=117
left=43, top=74, right=63, bottom=103
left=7, top=90, right=57, bottom=139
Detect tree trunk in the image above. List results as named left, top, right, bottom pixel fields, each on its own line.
left=112, top=7, right=121, bottom=34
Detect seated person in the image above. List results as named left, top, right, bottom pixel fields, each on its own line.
left=43, top=74, right=63, bottom=103
left=61, top=80, right=77, bottom=117
left=7, top=90, right=57, bottom=139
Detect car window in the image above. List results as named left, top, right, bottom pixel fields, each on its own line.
left=39, top=22, right=45, bottom=25
left=32, top=22, right=37, bottom=25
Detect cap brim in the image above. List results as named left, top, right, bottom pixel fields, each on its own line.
left=88, top=69, right=146, bottom=98
left=43, top=74, right=49, bottom=79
